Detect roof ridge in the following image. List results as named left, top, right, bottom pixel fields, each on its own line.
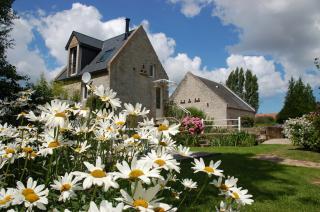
left=220, top=83, right=256, bottom=112
left=192, top=73, right=255, bottom=112
left=73, top=31, right=103, bottom=42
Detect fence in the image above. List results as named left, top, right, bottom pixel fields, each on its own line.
left=202, top=117, right=242, bottom=132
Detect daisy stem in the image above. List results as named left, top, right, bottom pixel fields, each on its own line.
left=192, top=175, right=209, bottom=205
left=19, top=158, right=28, bottom=181
left=178, top=192, right=188, bottom=208
left=45, top=153, right=54, bottom=185
left=91, top=186, right=98, bottom=202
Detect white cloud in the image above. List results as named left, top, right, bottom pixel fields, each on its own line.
left=6, top=18, right=49, bottom=82
left=169, top=0, right=320, bottom=92
left=36, top=3, right=126, bottom=64
left=168, top=0, right=213, bottom=17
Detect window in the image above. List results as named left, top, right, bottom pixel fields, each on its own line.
left=156, top=87, right=161, bottom=109
left=82, top=84, right=89, bottom=100
left=69, top=47, right=77, bottom=75
left=96, top=48, right=114, bottom=63
left=149, top=64, right=155, bottom=77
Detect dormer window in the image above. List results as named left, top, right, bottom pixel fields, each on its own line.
left=69, top=47, right=77, bottom=75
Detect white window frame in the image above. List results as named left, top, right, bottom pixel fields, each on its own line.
left=69, top=45, right=78, bottom=76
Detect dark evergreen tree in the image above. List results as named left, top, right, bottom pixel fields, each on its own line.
left=226, top=67, right=259, bottom=111
left=0, top=0, right=28, bottom=100
left=31, top=73, right=53, bottom=104
left=277, top=77, right=316, bottom=123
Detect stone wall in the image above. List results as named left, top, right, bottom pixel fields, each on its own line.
left=109, top=26, right=168, bottom=118
left=171, top=72, right=228, bottom=124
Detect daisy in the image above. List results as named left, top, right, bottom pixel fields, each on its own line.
left=123, top=103, right=149, bottom=116
left=38, top=130, right=65, bottom=156
left=17, top=111, right=28, bottom=120
left=192, top=158, right=224, bottom=177
left=51, top=173, right=82, bottom=202
left=215, top=201, right=233, bottom=212
left=154, top=203, right=177, bottom=212
left=14, top=177, right=49, bottom=210
left=74, top=141, right=91, bottom=154
left=73, top=157, right=118, bottom=191
left=114, top=156, right=163, bottom=184
left=117, top=182, right=162, bottom=211
left=151, top=136, right=176, bottom=151
left=138, top=118, right=155, bottom=129
left=112, top=113, right=127, bottom=128
left=173, top=145, right=192, bottom=157
left=93, top=85, right=121, bottom=109
left=88, top=200, right=124, bottom=212
left=0, top=188, right=15, bottom=208
left=229, top=187, right=254, bottom=206
left=0, top=143, right=18, bottom=162
left=140, top=150, right=180, bottom=173
left=181, top=179, right=198, bottom=190
left=211, top=176, right=238, bottom=193
left=157, top=120, right=180, bottom=137
left=38, top=99, right=70, bottom=128
left=94, top=109, right=113, bottom=121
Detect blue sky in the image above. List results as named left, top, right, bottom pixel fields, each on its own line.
left=9, top=0, right=320, bottom=113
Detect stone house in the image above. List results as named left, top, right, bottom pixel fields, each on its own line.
left=170, top=72, right=256, bottom=125
left=55, top=19, right=169, bottom=118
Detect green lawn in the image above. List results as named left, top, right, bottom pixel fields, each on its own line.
left=176, top=144, right=320, bottom=212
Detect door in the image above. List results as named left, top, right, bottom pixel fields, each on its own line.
left=156, top=87, right=163, bottom=118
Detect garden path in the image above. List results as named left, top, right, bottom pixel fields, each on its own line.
left=262, top=138, right=291, bottom=144
left=254, top=154, right=320, bottom=169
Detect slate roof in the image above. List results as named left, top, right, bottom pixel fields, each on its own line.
left=194, top=74, right=255, bottom=112
left=56, top=30, right=134, bottom=81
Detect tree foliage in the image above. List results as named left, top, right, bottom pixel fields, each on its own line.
left=31, top=73, right=53, bottom=104
left=277, top=77, right=316, bottom=123
left=226, top=67, right=259, bottom=111
left=0, top=0, right=28, bottom=100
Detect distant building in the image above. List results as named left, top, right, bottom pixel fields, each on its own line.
left=170, top=72, right=256, bottom=125
left=55, top=18, right=169, bottom=118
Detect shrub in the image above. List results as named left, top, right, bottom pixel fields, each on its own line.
left=207, top=132, right=257, bottom=147
left=164, top=102, right=186, bottom=120
left=186, top=107, right=206, bottom=119
left=241, top=116, right=254, bottom=127
left=283, top=113, right=320, bottom=151
left=255, top=116, right=276, bottom=126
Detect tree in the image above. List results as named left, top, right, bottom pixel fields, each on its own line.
left=31, top=73, right=53, bottom=104
left=0, top=0, right=28, bottom=100
left=226, top=68, right=259, bottom=111
left=277, top=77, right=316, bottom=123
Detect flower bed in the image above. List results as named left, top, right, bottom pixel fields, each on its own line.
left=0, top=85, right=253, bottom=211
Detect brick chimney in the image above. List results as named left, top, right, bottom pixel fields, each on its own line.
left=125, top=18, right=130, bottom=39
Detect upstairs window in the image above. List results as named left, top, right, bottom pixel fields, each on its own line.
left=149, top=64, right=155, bottom=77
left=69, top=47, right=77, bottom=75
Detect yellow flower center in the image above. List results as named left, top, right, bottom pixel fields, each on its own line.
left=154, top=159, right=166, bottom=167
left=75, top=147, right=81, bottom=153
left=22, top=188, right=39, bottom=203
left=0, top=195, right=12, bottom=205
left=31, top=151, right=37, bottom=158
left=100, top=96, right=110, bottom=102
left=19, top=112, right=27, bottom=116
left=55, top=112, right=67, bottom=118
left=132, top=134, right=141, bottom=139
left=5, top=148, right=15, bottom=154
left=232, top=191, right=240, bottom=200
left=61, top=183, right=72, bottom=192
left=116, top=121, right=125, bottom=126
left=159, top=141, right=167, bottom=146
left=48, top=140, right=61, bottom=148
left=22, top=147, right=33, bottom=154
left=204, top=166, right=214, bottom=173
left=158, top=124, right=169, bottom=131
left=90, top=169, right=107, bottom=178
left=154, top=207, right=165, bottom=212
left=129, top=169, right=144, bottom=179
left=133, top=199, right=148, bottom=208
left=220, top=184, right=229, bottom=191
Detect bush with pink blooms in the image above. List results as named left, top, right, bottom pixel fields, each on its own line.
left=181, top=116, right=205, bottom=135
